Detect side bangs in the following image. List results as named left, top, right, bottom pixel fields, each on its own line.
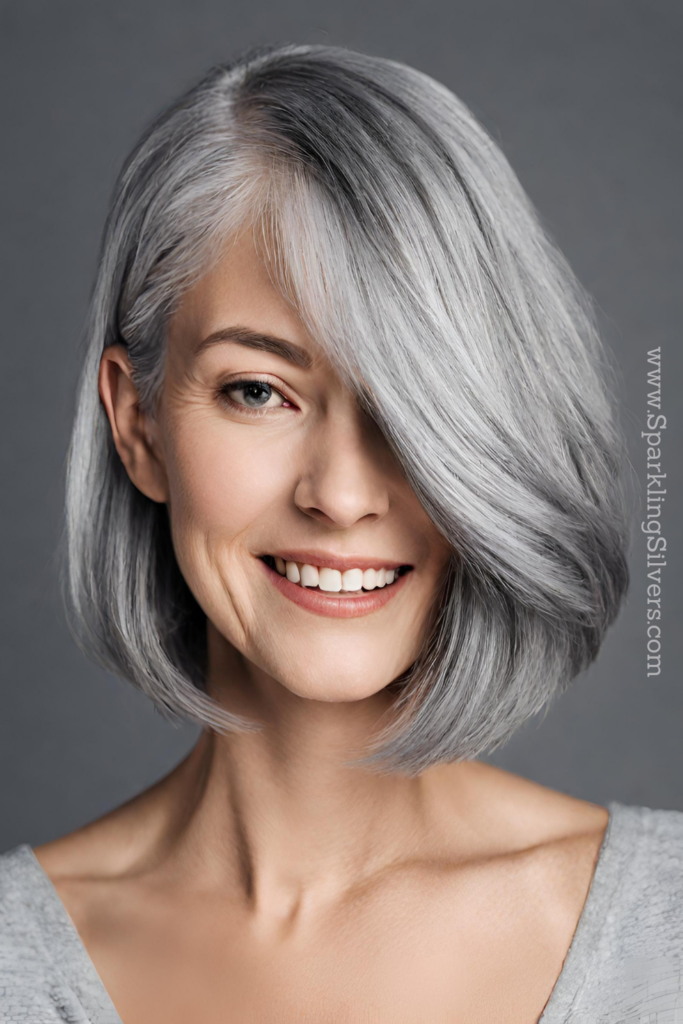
left=233, top=51, right=630, bottom=771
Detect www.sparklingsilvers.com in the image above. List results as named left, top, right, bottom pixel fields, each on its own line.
left=642, top=347, right=666, bottom=678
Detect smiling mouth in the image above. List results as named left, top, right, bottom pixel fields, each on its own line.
left=259, top=555, right=413, bottom=595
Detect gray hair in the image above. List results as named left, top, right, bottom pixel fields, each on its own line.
left=65, top=43, right=631, bottom=775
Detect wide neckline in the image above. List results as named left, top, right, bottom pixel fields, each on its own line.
left=19, top=801, right=625, bottom=1024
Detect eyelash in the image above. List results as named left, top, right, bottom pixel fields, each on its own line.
left=215, top=376, right=297, bottom=417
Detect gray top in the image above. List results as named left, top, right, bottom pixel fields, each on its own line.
left=1, top=801, right=682, bottom=1023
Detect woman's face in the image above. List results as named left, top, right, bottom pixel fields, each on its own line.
left=104, top=226, right=453, bottom=705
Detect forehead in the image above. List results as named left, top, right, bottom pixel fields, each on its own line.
left=166, top=225, right=324, bottom=366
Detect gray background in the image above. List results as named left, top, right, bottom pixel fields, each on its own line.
left=1, top=0, right=681, bottom=853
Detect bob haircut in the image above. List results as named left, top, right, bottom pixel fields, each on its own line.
left=65, top=43, right=631, bottom=775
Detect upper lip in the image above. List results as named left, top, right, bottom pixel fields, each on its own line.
left=261, top=550, right=411, bottom=572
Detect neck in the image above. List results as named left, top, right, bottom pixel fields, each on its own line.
left=120, top=632, right=471, bottom=922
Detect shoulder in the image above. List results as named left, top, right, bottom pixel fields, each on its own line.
left=0, top=844, right=70, bottom=1018
left=0, top=844, right=40, bottom=937
left=0, top=842, right=49, bottom=960
left=588, top=802, right=683, bottom=969
left=552, top=803, right=683, bottom=1021
left=611, top=801, right=683, bottom=878
left=606, top=802, right=683, bottom=930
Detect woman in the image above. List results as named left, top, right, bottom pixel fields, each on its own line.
left=1, top=43, right=681, bottom=1023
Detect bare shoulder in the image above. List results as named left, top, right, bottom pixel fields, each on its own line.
left=423, top=758, right=609, bottom=914
left=409, top=760, right=609, bottom=954
left=32, top=778, right=165, bottom=883
left=427, top=758, right=609, bottom=847
left=421, top=758, right=610, bottom=884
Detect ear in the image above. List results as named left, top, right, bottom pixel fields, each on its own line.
left=98, top=345, right=170, bottom=503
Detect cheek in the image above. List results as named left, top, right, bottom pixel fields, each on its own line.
left=165, top=416, right=292, bottom=539
left=160, top=413, right=297, bottom=643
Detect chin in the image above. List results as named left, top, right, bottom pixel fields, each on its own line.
left=259, top=630, right=414, bottom=702
left=273, top=661, right=401, bottom=704
left=287, top=679, right=390, bottom=704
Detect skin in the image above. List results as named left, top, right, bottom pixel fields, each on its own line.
left=34, top=225, right=609, bottom=1023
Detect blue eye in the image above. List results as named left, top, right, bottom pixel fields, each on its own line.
left=218, top=378, right=291, bottom=413
left=233, top=382, right=274, bottom=407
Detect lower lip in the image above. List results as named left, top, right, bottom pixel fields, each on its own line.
left=259, top=559, right=412, bottom=618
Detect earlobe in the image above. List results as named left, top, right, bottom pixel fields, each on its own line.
left=98, top=344, right=170, bottom=503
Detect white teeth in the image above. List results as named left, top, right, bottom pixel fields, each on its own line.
left=285, top=561, right=300, bottom=583
left=318, top=567, right=342, bottom=592
left=300, top=563, right=319, bottom=587
left=362, top=568, right=377, bottom=590
left=272, top=558, right=405, bottom=592
left=341, top=568, right=363, bottom=591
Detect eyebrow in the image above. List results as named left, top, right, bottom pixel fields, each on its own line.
left=193, top=325, right=313, bottom=369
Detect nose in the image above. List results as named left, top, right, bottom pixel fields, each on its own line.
left=294, top=399, right=392, bottom=529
